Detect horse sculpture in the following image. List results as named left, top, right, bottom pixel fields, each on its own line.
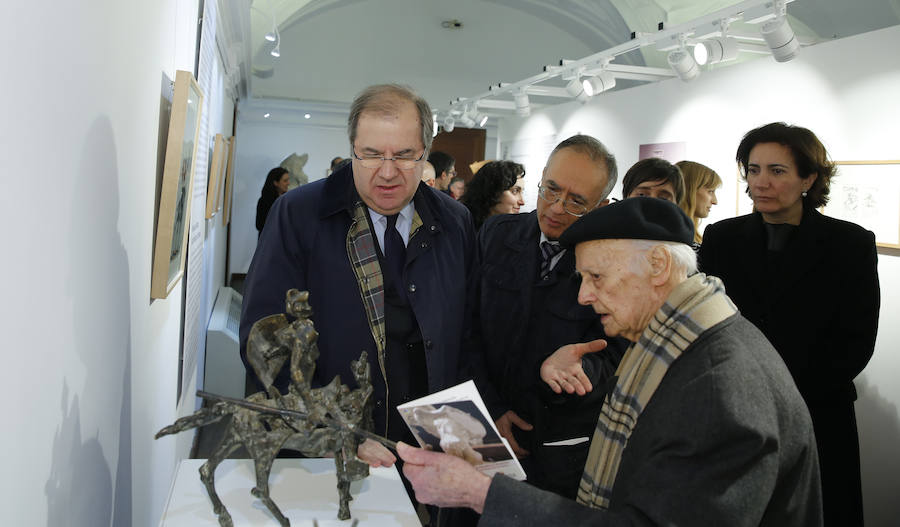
left=155, top=289, right=374, bottom=526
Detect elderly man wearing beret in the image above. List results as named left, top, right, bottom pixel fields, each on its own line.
left=396, top=198, right=823, bottom=526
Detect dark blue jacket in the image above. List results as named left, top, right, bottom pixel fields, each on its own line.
left=240, top=165, right=476, bottom=433
left=465, top=211, right=627, bottom=497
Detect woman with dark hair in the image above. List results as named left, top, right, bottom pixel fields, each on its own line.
left=676, top=160, right=722, bottom=247
left=700, top=122, right=879, bottom=526
left=256, top=167, right=290, bottom=235
left=459, top=160, right=525, bottom=229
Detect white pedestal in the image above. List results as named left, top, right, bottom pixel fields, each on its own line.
left=160, top=458, right=420, bottom=526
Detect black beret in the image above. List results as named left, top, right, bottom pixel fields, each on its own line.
left=559, top=197, right=694, bottom=248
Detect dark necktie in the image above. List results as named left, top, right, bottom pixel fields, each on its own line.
left=384, top=214, right=406, bottom=283
left=540, top=240, right=563, bottom=279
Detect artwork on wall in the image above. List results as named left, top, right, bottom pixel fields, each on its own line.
left=205, top=133, right=226, bottom=219
left=222, top=136, right=236, bottom=226
left=152, top=70, right=204, bottom=299
left=824, top=161, right=900, bottom=248
left=638, top=141, right=687, bottom=163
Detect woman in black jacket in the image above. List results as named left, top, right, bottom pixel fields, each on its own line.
left=256, top=167, right=290, bottom=235
left=700, top=122, right=879, bottom=526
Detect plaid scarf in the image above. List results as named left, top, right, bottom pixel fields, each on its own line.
left=576, top=273, right=737, bottom=509
left=345, top=200, right=422, bottom=433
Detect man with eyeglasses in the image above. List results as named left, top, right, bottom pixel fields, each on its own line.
left=465, top=135, right=628, bottom=500
left=240, top=85, right=475, bottom=470
left=428, top=151, right=456, bottom=192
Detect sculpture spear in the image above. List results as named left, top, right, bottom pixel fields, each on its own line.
left=196, top=390, right=398, bottom=452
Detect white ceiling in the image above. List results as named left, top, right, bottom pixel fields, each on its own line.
left=219, top=0, right=900, bottom=115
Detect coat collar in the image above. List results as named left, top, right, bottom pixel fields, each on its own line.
left=318, top=163, right=445, bottom=234
left=741, top=206, right=828, bottom=304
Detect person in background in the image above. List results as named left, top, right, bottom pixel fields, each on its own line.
left=465, top=135, right=626, bottom=501
left=396, top=198, right=823, bottom=527
left=621, top=157, right=684, bottom=203
left=428, top=151, right=456, bottom=192
left=421, top=161, right=436, bottom=187
left=700, top=122, right=879, bottom=526
left=676, top=160, right=722, bottom=249
left=448, top=176, right=466, bottom=200
left=256, top=167, right=290, bottom=236
left=459, top=160, right=525, bottom=229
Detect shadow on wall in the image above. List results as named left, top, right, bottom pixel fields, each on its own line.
left=46, top=117, right=132, bottom=526
left=45, top=383, right=113, bottom=525
left=856, top=374, right=900, bottom=526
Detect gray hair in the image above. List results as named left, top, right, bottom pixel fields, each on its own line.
left=548, top=135, right=618, bottom=199
left=347, top=84, right=434, bottom=154
left=628, top=239, right=698, bottom=277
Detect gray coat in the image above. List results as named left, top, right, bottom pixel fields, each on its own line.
left=479, top=314, right=823, bottom=526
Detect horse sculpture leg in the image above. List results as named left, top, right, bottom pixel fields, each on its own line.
left=333, top=446, right=353, bottom=521
left=249, top=444, right=291, bottom=527
left=199, top=433, right=242, bottom=527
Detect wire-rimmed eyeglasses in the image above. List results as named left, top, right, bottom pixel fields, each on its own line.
left=351, top=149, right=426, bottom=170
left=537, top=183, right=592, bottom=217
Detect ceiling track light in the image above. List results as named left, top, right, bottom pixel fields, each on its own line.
left=443, top=116, right=455, bottom=133
left=565, top=77, right=591, bottom=103
left=582, top=71, right=616, bottom=96
left=760, top=16, right=799, bottom=62
left=693, top=36, right=739, bottom=66
left=458, top=108, right=476, bottom=128
left=514, top=91, right=530, bottom=117
left=667, top=48, right=700, bottom=82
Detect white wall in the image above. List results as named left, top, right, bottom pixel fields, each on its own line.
left=229, top=115, right=350, bottom=274
left=0, top=0, right=233, bottom=525
left=499, top=24, right=900, bottom=525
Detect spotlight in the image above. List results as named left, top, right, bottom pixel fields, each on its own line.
left=270, top=46, right=280, bottom=58
left=565, top=78, right=591, bottom=103
left=443, top=116, right=455, bottom=133
left=474, top=112, right=489, bottom=127
left=514, top=91, right=530, bottom=117
left=667, top=49, right=699, bottom=82
left=693, top=36, right=738, bottom=66
left=458, top=111, right=476, bottom=128
left=761, top=17, right=799, bottom=62
left=582, top=71, right=616, bottom=96
left=432, top=114, right=439, bottom=137
left=265, top=31, right=277, bottom=42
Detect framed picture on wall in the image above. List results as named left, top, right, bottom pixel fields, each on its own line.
left=205, top=133, right=226, bottom=219
left=151, top=70, right=204, bottom=299
left=222, top=136, right=236, bottom=226
left=824, top=161, right=900, bottom=248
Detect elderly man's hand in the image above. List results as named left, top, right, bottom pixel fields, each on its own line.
left=398, top=442, right=492, bottom=513
left=541, top=338, right=608, bottom=395
left=357, top=438, right=396, bottom=467
left=495, top=410, right=532, bottom=458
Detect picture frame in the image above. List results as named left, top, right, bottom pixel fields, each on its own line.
left=205, top=133, right=226, bottom=219
left=824, top=161, right=900, bottom=248
left=152, top=70, right=204, bottom=299
left=222, top=136, right=236, bottom=226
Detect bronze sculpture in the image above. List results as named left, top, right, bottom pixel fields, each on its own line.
left=155, top=290, right=382, bottom=526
